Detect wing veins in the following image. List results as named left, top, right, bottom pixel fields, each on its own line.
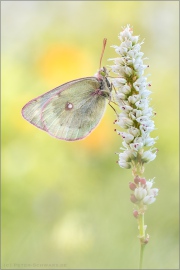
left=74, top=94, right=97, bottom=139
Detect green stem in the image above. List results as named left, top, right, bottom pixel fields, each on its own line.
left=139, top=243, right=145, bottom=269
left=138, top=213, right=146, bottom=269
left=139, top=212, right=144, bottom=237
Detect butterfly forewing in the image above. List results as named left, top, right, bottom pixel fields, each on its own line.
left=41, top=78, right=107, bottom=140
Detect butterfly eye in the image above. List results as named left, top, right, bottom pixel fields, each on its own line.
left=65, top=102, right=73, bottom=110
left=103, top=67, right=107, bottom=73
left=100, top=70, right=105, bottom=77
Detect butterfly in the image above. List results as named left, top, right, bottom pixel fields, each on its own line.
left=21, top=39, right=112, bottom=141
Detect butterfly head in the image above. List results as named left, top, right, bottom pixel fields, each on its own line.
left=94, top=67, right=108, bottom=80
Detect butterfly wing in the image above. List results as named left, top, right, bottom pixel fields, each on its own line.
left=22, top=78, right=88, bottom=130
left=41, top=78, right=107, bottom=140
left=22, top=77, right=108, bottom=141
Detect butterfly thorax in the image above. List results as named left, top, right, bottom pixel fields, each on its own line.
left=94, top=67, right=111, bottom=99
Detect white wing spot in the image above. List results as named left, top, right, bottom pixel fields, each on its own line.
left=65, top=102, right=73, bottom=110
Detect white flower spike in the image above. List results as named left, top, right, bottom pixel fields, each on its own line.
left=109, top=26, right=159, bottom=267
left=109, top=25, right=158, bottom=175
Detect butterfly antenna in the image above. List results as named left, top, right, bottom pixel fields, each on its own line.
left=99, top=38, right=107, bottom=69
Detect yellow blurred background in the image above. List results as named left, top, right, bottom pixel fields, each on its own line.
left=1, top=1, right=179, bottom=269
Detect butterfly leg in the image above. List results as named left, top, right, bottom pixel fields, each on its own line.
left=108, top=101, right=119, bottom=117
left=111, top=82, right=117, bottom=93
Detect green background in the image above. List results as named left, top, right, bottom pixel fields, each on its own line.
left=1, top=1, right=179, bottom=269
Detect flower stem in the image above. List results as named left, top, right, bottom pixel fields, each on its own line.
left=139, top=212, right=145, bottom=237
left=139, top=243, right=145, bottom=269
left=138, top=213, right=146, bottom=269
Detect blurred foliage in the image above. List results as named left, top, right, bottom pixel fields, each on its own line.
left=1, top=1, right=179, bottom=269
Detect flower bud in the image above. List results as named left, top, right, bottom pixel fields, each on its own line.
left=124, top=66, right=133, bottom=76
left=118, top=161, right=131, bottom=169
left=129, top=182, right=136, bottom=191
left=143, top=195, right=156, bottom=205
left=128, top=95, right=140, bottom=104
left=112, top=78, right=127, bottom=87
left=130, top=194, right=138, bottom=203
left=133, top=210, right=139, bottom=218
left=134, top=175, right=140, bottom=184
left=118, top=117, right=133, bottom=129
left=146, top=180, right=153, bottom=190
left=134, top=187, right=147, bottom=200
left=142, top=150, right=157, bottom=163
left=128, top=127, right=140, bottom=137
left=134, top=109, right=142, bottom=118
left=130, top=142, right=143, bottom=151
left=144, top=138, right=156, bottom=147
left=139, top=178, right=146, bottom=185
left=144, top=234, right=150, bottom=244
left=131, top=35, right=139, bottom=44
left=119, top=46, right=128, bottom=55
left=116, top=92, right=126, bottom=100
left=121, top=85, right=131, bottom=94
left=110, top=65, right=120, bottom=74
left=121, top=105, right=133, bottom=112
left=119, top=132, right=134, bottom=143
left=147, top=188, right=159, bottom=197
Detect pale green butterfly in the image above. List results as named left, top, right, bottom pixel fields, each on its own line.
left=21, top=39, right=112, bottom=141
